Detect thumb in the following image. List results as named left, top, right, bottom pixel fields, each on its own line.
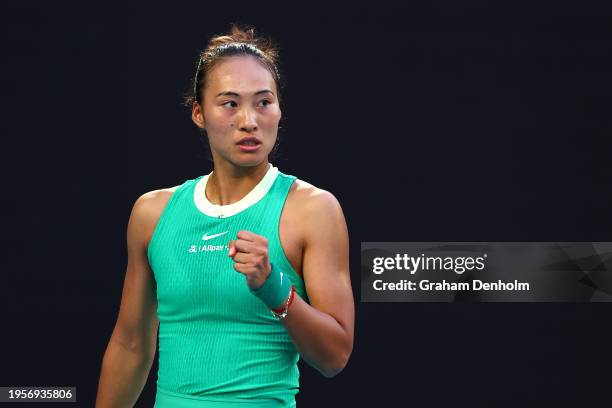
left=228, top=240, right=236, bottom=257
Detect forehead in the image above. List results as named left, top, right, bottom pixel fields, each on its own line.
left=205, top=55, right=276, bottom=94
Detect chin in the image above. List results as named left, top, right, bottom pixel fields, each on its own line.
left=212, top=146, right=269, bottom=168
left=231, top=155, right=267, bottom=168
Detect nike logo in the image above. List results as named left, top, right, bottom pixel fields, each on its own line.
left=202, top=231, right=229, bottom=241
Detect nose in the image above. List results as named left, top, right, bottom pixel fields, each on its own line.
left=238, top=107, right=258, bottom=132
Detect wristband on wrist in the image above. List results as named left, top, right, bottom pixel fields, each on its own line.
left=270, top=285, right=296, bottom=320
left=250, top=262, right=292, bottom=309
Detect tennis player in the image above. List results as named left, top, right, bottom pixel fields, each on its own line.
left=96, top=25, right=354, bottom=408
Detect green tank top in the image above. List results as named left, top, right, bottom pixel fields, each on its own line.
left=147, top=165, right=308, bottom=407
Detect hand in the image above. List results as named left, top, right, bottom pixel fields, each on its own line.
left=228, top=230, right=272, bottom=290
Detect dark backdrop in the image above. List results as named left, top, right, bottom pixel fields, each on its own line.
left=2, top=1, right=612, bottom=406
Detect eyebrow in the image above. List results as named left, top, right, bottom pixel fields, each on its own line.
left=215, top=89, right=274, bottom=98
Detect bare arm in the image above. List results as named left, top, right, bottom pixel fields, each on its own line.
left=281, top=190, right=354, bottom=378
left=96, top=192, right=163, bottom=407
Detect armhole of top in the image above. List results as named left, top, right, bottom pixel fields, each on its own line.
left=146, top=182, right=187, bottom=267
left=272, top=175, right=309, bottom=303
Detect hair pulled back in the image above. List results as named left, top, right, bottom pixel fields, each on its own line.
left=183, top=24, right=282, bottom=107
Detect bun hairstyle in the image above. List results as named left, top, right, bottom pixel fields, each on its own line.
left=183, top=24, right=282, bottom=107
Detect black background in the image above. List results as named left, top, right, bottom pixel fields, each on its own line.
left=2, top=0, right=612, bottom=406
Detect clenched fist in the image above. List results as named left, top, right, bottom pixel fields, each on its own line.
left=228, top=230, right=272, bottom=290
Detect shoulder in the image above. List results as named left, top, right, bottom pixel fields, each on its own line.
left=133, top=185, right=180, bottom=218
left=286, top=178, right=346, bottom=238
left=128, top=185, right=181, bottom=248
left=288, top=178, right=343, bottom=211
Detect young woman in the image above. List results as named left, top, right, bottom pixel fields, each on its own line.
left=96, top=25, right=354, bottom=407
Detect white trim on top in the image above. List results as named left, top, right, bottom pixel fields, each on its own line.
left=193, top=163, right=279, bottom=218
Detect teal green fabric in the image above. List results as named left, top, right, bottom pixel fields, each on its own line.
left=148, top=170, right=307, bottom=407
left=154, top=387, right=294, bottom=408
left=250, top=262, right=293, bottom=309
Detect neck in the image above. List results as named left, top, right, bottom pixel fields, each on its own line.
left=206, top=160, right=271, bottom=206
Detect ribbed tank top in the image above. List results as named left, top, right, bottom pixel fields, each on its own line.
left=148, top=164, right=308, bottom=407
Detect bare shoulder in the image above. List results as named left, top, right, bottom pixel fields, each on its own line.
left=137, top=185, right=179, bottom=207
left=134, top=185, right=180, bottom=218
left=129, top=185, right=181, bottom=249
left=286, top=179, right=346, bottom=227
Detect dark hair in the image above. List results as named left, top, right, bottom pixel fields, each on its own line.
left=184, top=25, right=282, bottom=107
left=183, top=25, right=285, bottom=161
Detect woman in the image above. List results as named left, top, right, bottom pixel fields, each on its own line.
left=96, top=25, right=354, bottom=407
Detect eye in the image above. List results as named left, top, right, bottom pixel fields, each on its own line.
left=258, top=99, right=272, bottom=107
left=222, top=101, right=237, bottom=108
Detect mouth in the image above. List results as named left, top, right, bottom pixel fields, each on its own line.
left=236, top=137, right=262, bottom=152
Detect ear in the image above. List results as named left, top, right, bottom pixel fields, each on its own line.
left=191, top=102, right=206, bottom=129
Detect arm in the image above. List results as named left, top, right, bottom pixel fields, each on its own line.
left=227, top=189, right=354, bottom=378
left=96, top=193, right=161, bottom=407
left=280, top=190, right=354, bottom=378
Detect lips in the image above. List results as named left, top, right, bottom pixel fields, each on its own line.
left=237, top=136, right=262, bottom=152
left=237, top=136, right=261, bottom=146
